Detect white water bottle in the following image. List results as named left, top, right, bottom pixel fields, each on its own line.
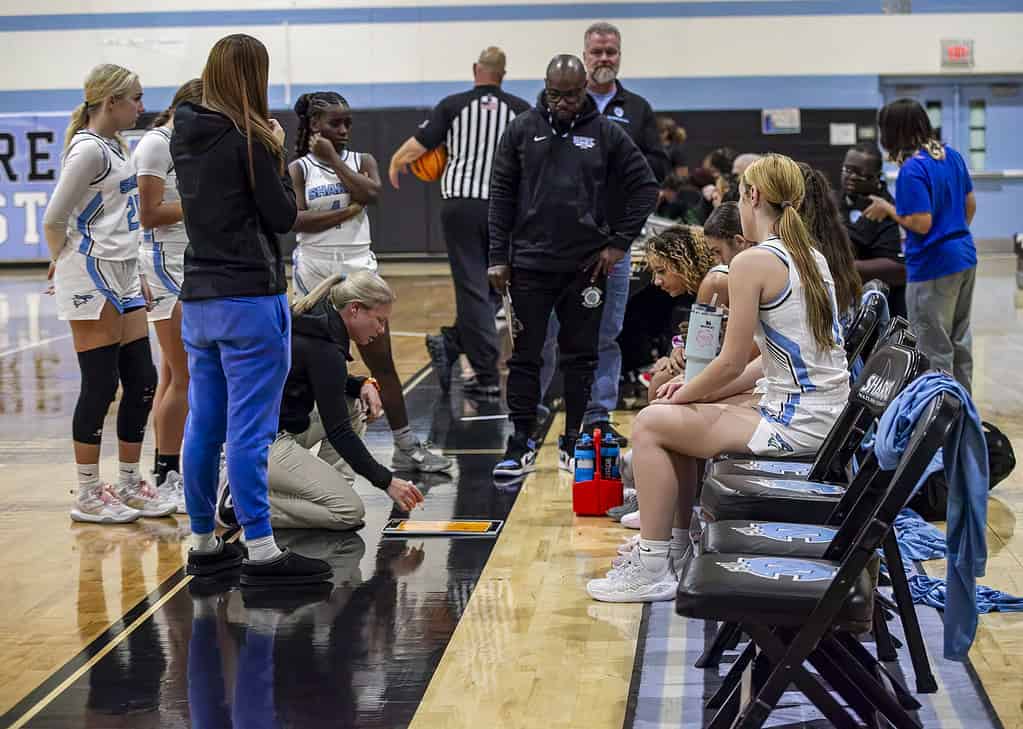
left=684, top=302, right=725, bottom=380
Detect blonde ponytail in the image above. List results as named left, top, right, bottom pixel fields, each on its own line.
left=64, top=102, right=91, bottom=149
left=291, top=271, right=395, bottom=316
left=64, top=64, right=139, bottom=152
left=292, top=274, right=344, bottom=315
left=744, top=154, right=837, bottom=351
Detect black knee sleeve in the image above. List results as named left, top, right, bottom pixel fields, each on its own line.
left=116, top=337, right=158, bottom=443
left=73, top=343, right=121, bottom=444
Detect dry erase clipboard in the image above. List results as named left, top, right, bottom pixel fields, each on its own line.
left=382, top=519, right=504, bottom=538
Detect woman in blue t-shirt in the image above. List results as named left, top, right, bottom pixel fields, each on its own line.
left=864, top=98, right=977, bottom=391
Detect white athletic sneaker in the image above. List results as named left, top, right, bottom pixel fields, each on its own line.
left=587, top=553, right=678, bottom=603
left=621, top=510, right=641, bottom=530
left=118, top=477, right=177, bottom=518
left=156, top=470, right=187, bottom=514
left=71, top=483, right=142, bottom=524
left=617, top=534, right=641, bottom=556
left=392, top=440, right=453, bottom=473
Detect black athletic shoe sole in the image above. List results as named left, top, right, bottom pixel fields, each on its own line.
left=187, top=541, right=246, bottom=577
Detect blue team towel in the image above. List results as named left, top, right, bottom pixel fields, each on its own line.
left=875, top=373, right=989, bottom=661
left=894, top=508, right=1023, bottom=619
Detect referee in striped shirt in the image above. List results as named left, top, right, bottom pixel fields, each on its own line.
left=389, top=47, right=529, bottom=398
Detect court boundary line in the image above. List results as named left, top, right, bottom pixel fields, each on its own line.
left=0, top=365, right=433, bottom=728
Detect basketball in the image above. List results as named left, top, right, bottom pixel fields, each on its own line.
left=410, top=145, right=447, bottom=182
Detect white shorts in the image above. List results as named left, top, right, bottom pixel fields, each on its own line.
left=139, top=244, right=184, bottom=322
left=292, top=246, right=378, bottom=294
left=747, top=389, right=848, bottom=457
left=54, top=248, right=144, bottom=321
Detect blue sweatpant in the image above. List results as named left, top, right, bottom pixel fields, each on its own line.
left=181, top=295, right=290, bottom=540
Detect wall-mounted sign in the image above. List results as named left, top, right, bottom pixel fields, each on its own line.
left=761, top=108, right=801, bottom=135
left=941, top=39, right=974, bottom=68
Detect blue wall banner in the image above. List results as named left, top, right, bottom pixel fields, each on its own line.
left=0, top=116, right=68, bottom=262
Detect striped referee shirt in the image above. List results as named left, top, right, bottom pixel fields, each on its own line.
left=414, top=84, right=530, bottom=201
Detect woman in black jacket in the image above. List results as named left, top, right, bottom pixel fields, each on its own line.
left=261, top=271, right=424, bottom=529
left=171, top=34, right=329, bottom=586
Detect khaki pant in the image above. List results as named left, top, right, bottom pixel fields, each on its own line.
left=267, top=399, right=368, bottom=530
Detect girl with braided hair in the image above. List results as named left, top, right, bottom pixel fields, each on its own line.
left=290, top=92, right=452, bottom=473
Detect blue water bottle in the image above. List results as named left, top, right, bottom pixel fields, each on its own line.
left=601, top=432, right=620, bottom=480
left=574, top=434, right=595, bottom=482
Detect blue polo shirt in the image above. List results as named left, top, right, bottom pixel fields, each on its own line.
left=895, top=144, right=976, bottom=283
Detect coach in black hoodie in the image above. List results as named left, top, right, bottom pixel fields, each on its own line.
left=171, top=34, right=329, bottom=589
left=487, top=54, right=658, bottom=477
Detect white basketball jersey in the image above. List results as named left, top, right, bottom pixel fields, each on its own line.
left=133, top=127, right=188, bottom=252
left=63, top=131, right=139, bottom=261
left=754, top=237, right=849, bottom=401
left=295, top=152, right=372, bottom=253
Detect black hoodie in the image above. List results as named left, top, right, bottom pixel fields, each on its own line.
left=278, top=298, right=393, bottom=490
left=488, top=94, right=658, bottom=273
left=171, top=102, right=297, bottom=300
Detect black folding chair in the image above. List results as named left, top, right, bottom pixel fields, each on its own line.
left=677, top=391, right=961, bottom=728
left=695, top=348, right=939, bottom=695
left=706, top=314, right=915, bottom=480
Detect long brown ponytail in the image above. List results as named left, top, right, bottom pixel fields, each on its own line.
left=743, top=154, right=838, bottom=351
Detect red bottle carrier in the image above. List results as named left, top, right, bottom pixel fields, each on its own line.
left=571, top=428, right=624, bottom=516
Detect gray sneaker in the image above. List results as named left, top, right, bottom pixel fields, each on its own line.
left=606, top=492, right=639, bottom=521
left=392, top=440, right=453, bottom=473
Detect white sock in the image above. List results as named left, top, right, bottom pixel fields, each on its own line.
left=393, top=426, right=417, bottom=451
left=669, top=528, right=690, bottom=560
left=191, top=532, right=220, bottom=553
left=76, top=464, right=100, bottom=496
left=118, top=461, right=140, bottom=488
left=637, top=538, right=670, bottom=574
left=246, top=535, right=283, bottom=562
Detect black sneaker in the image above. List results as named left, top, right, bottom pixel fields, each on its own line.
left=492, top=434, right=537, bottom=479
left=426, top=332, right=455, bottom=394
left=241, top=548, right=333, bottom=587
left=216, top=474, right=238, bottom=529
left=187, top=539, right=247, bottom=577
left=586, top=421, right=629, bottom=447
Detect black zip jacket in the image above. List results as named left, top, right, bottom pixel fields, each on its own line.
left=278, top=298, right=393, bottom=490
left=488, top=94, right=658, bottom=273
left=598, top=81, right=670, bottom=184
left=171, top=102, right=297, bottom=300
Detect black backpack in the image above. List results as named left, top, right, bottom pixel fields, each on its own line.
left=908, top=421, right=1016, bottom=521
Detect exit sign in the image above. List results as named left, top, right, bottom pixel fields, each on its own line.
left=941, top=39, right=974, bottom=68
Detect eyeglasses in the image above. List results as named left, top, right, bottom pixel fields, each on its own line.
left=841, top=165, right=874, bottom=178
left=546, top=87, right=586, bottom=104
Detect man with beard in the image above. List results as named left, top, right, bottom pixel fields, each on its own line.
left=538, top=22, right=669, bottom=462
left=487, top=55, right=658, bottom=480
left=838, top=142, right=907, bottom=317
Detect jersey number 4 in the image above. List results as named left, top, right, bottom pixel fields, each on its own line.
left=127, top=194, right=141, bottom=232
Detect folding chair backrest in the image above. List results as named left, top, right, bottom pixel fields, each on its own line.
left=829, top=390, right=962, bottom=560
left=876, top=316, right=915, bottom=352
left=844, top=290, right=888, bottom=365
left=807, top=343, right=928, bottom=483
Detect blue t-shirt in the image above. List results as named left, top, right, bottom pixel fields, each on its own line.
left=589, top=87, right=617, bottom=114
left=895, top=144, right=976, bottom=283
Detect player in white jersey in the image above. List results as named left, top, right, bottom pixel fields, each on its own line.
left=290, top=92, right=452, bottom=473
left=133, top=78, right=203, bottom=507
left=588, top=154, right=850, bottom=603
left=42, top=64, right=175, bottom=525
